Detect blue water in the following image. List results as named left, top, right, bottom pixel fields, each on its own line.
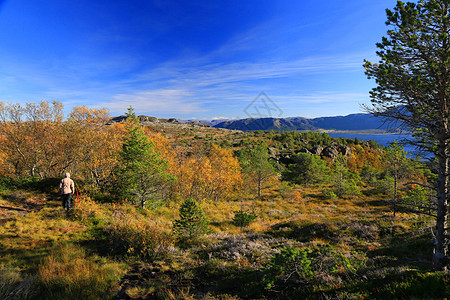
left=327, top=132, right=429, bottom=158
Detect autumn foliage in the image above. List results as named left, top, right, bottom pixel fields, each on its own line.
left=0, top=101, right=243, bottom=205
left=171, top=144, right=242, bottom=202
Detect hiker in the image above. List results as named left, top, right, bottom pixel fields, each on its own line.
left=59, top=172, right=75, bottom=211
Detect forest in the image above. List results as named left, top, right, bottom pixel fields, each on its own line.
left=0, top=100, right=448, bottom=299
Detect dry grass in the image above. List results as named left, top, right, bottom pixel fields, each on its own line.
left=0, top=264, right=35, bottom=300
left=38, top=244, right=127, bottom=299
left=0, top=177, right=440, bottom=299
left=0, top=206, right=87, bottom=269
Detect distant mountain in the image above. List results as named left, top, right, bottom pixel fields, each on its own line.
left=197, top=119, right=230, bottom=126
left=177, top=119, right=229, bottom=126
left=213, top=113, right=389, bottom=132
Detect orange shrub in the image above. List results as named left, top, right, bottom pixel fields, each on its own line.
left=105, top=211, right=174, bottom=259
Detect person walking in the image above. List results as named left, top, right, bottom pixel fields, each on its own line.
left=59, top=172, right=75, bottom=211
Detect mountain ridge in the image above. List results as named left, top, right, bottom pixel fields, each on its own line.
left=212, top=113, right=390, bottom=132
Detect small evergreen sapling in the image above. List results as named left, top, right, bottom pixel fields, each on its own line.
left=233, top=210, right=257, bottom=228
left=173, top=198, right=209, bottom=241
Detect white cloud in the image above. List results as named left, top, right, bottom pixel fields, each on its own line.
left=100, top=89, right=207, bottom=115
left=275, top=92, right=369, bottom=104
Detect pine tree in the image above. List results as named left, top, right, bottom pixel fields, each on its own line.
left=173, top=198, right=209, bottom=241
left=383, top=141, right=411, bottom=216
left=283, top=153, right=330, bottom=185
left=239, top=143, right=277, bottom=198
left=116, top=107, right=174, bottom=208
left=364, top=0, right=450, bottom=270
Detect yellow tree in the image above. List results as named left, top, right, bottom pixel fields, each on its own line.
left=67, top=106, right=124, bottom=191
left=207, top=144, right=242, bottom=202
left=172, top=144, right=242, bottom=203
left=0, top=101, right=65, bottom=178
left=171, top=148, right=212, bottom=202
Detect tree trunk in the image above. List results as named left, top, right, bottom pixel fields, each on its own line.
left=393, top=171, right=398, bottom=217
left=257, top=177, right=262, bottom=198
left=433, top=139, right=450, bottom=271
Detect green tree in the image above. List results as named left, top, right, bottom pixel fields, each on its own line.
left=116, top=107, right=174, bottom=208
left=332, top=154, right=362, bottom=198
left=364, top=0, right=450, bottom=270
left=384, top=141, right=411, bottom=215
left=173, top=198, right=209, bottom=241
left=238, top=143, right=277, bottom=198
left=282, top=153, right=330, bottom=185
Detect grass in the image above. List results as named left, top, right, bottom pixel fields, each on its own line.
left=0, top=190, right=128, bottom=299
left=0, top=180, right=446, bottom=299
left=38, top=244, right=127, bottom=300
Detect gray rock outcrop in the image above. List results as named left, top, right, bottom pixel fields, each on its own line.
left=311, top=146, right=323, bottom=155
left=322, top=146, right=339, bottom=160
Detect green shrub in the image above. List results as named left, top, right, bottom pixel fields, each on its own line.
left=173, top=199, right=209, bottom=241
left=92, top=193, right=114, bottom=203
left=262, top=246, right=314, bottom=291
left=376, top=176, right=395, bottom=195
left=262, top=245, right=368, bottom=297
left=233, top=210, right=257, bottom=228
left=282, top=153, right=330, bottom=185
left=403, top=186, right=429, bottom=205
left=333, top=178, right=362, bottom=198
left=0, top=177, right=12, bottom=191
left=321, top=189, right=337, bottom=200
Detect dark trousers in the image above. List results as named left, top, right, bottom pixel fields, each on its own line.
left=62, top=193, right=72, bottom=211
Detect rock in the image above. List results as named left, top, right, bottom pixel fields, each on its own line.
left=298, top=148, right=312, bottom=154
left=167, top=118, right=179, bottom=123
left=187, top=121, right=210, bottom=127
left=338, top=145, right=352, bottom=156
left=138, top=115, right=158, bottom=123
left=109, top=115, right=127, bottom=123
left=322, top=146, right=339, bottom=160
left=278, top=151, right=293, bottom=165
left=311, top=145, right=323, bottom=155
left=268, top=147, right=278, bottom=158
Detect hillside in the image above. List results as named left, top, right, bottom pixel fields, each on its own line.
left=0, top=175, right=445, bottom=299
left=0, top=102, right=448, bottom=299
left=214, top=113, right=390, bottom=132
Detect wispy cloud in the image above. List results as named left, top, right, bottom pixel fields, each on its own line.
left=0, top=14, right=372, bottom=119
left=103, top=89, right=207, bottom=115
left=275, top=92, right=369, bottom=104
left=97, top=52, right=367, bottom=116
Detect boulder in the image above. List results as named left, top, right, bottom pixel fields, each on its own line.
left=311, top=145, right=323, bottom=155
left=138, top=115, right=158, bottom=123
left=268, top=147, right=278, bottom=158
left=322, top=146, right=339, bottom=160
left=338, top=145, right=352, bottom=156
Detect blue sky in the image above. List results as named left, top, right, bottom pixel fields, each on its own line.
left=0, top=0, right=398, bottom=120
